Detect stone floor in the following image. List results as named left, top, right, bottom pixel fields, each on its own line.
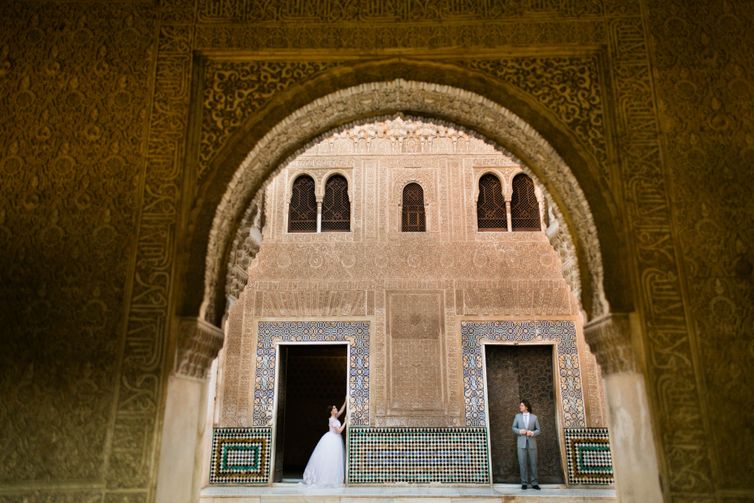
left=201, top=484, right=616, bottom=502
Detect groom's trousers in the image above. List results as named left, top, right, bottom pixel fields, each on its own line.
left=517, top=447, right=538, bottom=485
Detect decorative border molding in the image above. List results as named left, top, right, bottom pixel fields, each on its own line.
left=606, top=13, right=716, bottom=492
left=108, top=14, right=193, bottom=494
left=252, top=321, right=370, bottom=426
left=461, top=320, right=586, bottom=428
left=195, top=1, right=609, bottom=24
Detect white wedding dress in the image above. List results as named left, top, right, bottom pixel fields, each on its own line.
left=301, top=416, right=345, bottom=486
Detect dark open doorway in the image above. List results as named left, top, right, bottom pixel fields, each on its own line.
left=273, top=344, right=348, bottom=481
left=485, top=344, right=565, bottom=484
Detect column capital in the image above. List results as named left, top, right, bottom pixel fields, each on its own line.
left=175, top=317, right=224, bottom=379
left=583, top=312, right=639, bottom=375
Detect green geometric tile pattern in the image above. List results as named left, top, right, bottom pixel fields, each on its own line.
left=564, top=428, right=614, bottom=484
left=221, top=443, right=262, bottom=472
left=347, top=427, right=490, bottom=484
left=210, top=427, right=272, bottom=484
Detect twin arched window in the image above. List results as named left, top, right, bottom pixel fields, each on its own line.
left=288, top=175, right=317, bottom=232
left=289, top=172, right=540, bottom=234
left=477, top=173, right=507, bottom=231
left=476, top=173, right=541, bottom=231
left=511, top=173, right=541, bottom=231
left=401, top=183, right=426, bottom=232
left=321, top=175, right=350, bottom=231
left=288, top=174, right=351, bottom=233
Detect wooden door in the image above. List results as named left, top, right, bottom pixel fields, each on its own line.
left=485, top=344, right=564, bottom=483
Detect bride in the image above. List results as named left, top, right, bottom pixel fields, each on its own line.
left=301, top=400, right=348, bottom=486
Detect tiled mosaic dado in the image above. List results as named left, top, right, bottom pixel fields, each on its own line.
left=253, top=321, right=370, bottom=426
left=564, top=428, right=614, bottom=485
left=461, top=320, right=586, bottom=428
left=210, top=427, right=272, bottom=484
left=348, top=427, right=489, bottom=484
left=209, top=426, right=613, bottom=486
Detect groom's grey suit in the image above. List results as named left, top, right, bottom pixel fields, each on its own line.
left=512, top=412, right=540, bottom=486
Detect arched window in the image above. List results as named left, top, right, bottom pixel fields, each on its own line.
left=288, top=175, right=317, bottom=232
left=321, top=175, right=350, bottom=231
left=477, top=173, right=506, bottom=231
left=401, top=183, right=426, bottom=232
left=511, top=173, right=541, bottom=231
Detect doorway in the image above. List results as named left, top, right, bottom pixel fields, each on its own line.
left=485, top=344, right=564, bottom=484
left=273, top=344, right=348, bottom=481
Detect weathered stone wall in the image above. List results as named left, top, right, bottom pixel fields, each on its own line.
left=0, top=1, right=751, bottom=501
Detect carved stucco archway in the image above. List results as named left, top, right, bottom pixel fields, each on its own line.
left=202, top=80, right=612, bottom=326
left=166, top=78, right=663, bottom=502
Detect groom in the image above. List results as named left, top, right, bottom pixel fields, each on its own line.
left=512, top=399, right=541, bottom=490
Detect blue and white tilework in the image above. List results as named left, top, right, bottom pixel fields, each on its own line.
left=461, top=320, right=586, bottom=428
left=253, top=321, right=370, bottom=426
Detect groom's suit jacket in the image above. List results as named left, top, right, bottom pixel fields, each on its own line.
left=512, top=412, right=541, bottom=449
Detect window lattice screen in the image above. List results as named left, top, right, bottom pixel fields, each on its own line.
left=321, top=175, right=350, bottom=232
left=401, top=183, right=426, bottom=232
left=511, top=174, right=541, bottom=231
left=477, top=174, right=507, bottom=231
left=288, top=175, right=317, bottom=233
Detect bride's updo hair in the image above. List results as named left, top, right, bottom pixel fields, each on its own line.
left=328, top=405, right=336, bottom=413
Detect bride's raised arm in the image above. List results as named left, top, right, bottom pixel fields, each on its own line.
left=337, top=398, right=347, bottom=417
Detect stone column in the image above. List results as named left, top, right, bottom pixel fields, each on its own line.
left=316, top=199, right=322, bottom=233
left=155, top=317, right=224, bottom=503
left=505, top=200, right=513, bottom=232
left=584, top=313, right=663, bottom=502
